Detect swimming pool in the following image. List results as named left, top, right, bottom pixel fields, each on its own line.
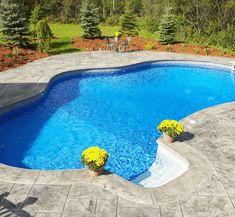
left=0, top=62, right=234, bottom=180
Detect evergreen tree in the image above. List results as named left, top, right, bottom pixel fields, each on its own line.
left=80, top=0, right=101, bottom=39
left=36, top=19, right=53, bottom=52
left=159, top=11, right=177, bottom=44
left=30, top=4, right=44, bottom=41
left=120, top=1, right=138, bottom=36
left=0, top=0, right=30, bottom=46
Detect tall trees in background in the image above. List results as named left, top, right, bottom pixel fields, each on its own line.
left=0, top=0, right=30, bottom=46
left=0, top=0, right=234, bottom=49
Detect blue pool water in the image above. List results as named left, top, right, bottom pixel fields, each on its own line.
left=0, top=63, right=234, bottom=180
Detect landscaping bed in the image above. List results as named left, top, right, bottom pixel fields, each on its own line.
left=73, top=36, right=235, bottom=58
left=1, top=36, right=234, bottom=72
left=0, top=45, right=48, bottom=72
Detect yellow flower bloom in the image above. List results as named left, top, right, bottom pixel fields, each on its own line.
left=157, top=120, right=184, bottom=138
left=82, top=146, right=109, bottom=171
left=114, top=31, right=121, bottom=37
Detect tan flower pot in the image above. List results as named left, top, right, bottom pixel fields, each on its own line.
left=163, top=132, right=175, bottom=143
left=88, top=167, right=103, bottom=176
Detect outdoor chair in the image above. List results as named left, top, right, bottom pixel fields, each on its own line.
left=119, top=37, right=132, bottom=52
left=106, top=38, right=115, bottom=51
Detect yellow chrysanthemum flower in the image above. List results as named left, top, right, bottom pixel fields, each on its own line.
left=157, top=120, right=184, bottom=138
left=82, top=146, right=109, bottom=171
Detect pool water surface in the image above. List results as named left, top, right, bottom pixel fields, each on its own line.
left=0, top=63, right=234, bottom=180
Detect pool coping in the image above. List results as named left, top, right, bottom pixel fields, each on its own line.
left=0, top=51, right=234, bottom=204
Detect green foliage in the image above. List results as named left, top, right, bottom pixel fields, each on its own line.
left=0, top=0, right=30, bottom=46
left=145, top=42, right=155, bottom=50
left=80, top=1, right=101, bottom=39
left=61, top=0, right=81, bottom=23
left=105, top=15, right=120, bottom=26
left=0, top=0, right=234, bottom=54
left=159, top=11, right=177, bottom=44
left=30, top=4, right=44, bottom=26
left=208, top=27, right=235, bottom=51
left=30, top=4, right=44, bottom=40
left=36, top=19, right=53, bottom=52
left=139, top=16, right=158, bottom=33
left=120, top=2, right=138, bottom=36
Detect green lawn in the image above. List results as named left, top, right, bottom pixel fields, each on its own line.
left=0, top=24, right=157, bottom=54
left=49, top=24, right=120, bottom=54
left=49, top=24, right=156, bottom=54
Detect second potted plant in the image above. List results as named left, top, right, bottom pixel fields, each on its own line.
left=157, top=120, right=184, bottom=143
left=82, top=146, right=109, bottom=176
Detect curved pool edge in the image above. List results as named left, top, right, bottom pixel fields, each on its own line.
left=1, top=96, right=234, bottom=205
left=1, top=101, right=232, bottom=204
left=0, top=52, right=235, bottom=204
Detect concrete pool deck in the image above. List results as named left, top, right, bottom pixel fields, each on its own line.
left=0, top=51, right=235, bottom=216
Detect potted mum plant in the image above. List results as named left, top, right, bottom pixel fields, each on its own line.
left=82, top=146, right=109, bottom=176
left=157, top=120, right=184, bottom=143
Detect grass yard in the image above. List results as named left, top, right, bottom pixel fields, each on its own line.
left=0, top=24, right=158, bottom=55
left=49, top=24, right=154, bottom=54
left=49, top=24, right=120, bottom=54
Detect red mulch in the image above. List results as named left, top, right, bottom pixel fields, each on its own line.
left=1, top=37, right=234, bottom=72
left=0, top=45, right=48, bottom=72
left=73, top=36, right=235, bottom=58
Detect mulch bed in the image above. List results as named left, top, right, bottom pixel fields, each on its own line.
left=73, top=36, right=235, bottom=58
left=0, top=45, right=48, bottom=72
left=0, top=37, right=234, bottom=72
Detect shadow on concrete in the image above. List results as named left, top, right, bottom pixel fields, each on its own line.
left=177, top=131, right=195, bottom=142
left=0, top=192, right=37, bottom=217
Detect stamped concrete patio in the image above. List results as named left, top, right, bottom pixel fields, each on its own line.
left=0, top=51, right=235, bottom=217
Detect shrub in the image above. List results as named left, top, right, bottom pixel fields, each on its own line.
left=36, top=19, right=53, bottom=52
left=158, top=120, right=184, bottom=138
left=146, top=17, right=158, bottom=33
left=120, top=2, right=138, bottom=36
left=145, top=42, right=155, bottom=50
left=0, top=0, right=30, bottom=46
left=105, top=15, right=120, bottom=26
left=208, top=27, right=235, bottom=51
left=82, top=147, right=109, bottom=171
left=159, top=11, right=177, bottom=44
left=30, top=4, right=44, bottom=41
left=80, top=1, right=101, bottom=39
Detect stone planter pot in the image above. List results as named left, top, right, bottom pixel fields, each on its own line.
left=163, top=132, right=175, bottom=143
left=88, top=167, right=103, bottom=176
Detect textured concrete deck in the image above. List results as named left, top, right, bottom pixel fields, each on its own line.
left=0, top=52, right=235, bottom=216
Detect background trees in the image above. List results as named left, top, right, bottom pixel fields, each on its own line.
left=0, top=0, right=234, bottom=50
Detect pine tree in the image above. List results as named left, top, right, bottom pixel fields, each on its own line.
left=120, top=1, right=138, bottom=36
left=80, top=1, right=101, bottom=39
left=0, top=0, right=30, bottom=46
left=159, top=12, right=177, bottom=45
left=36, top=19, right=53, bottom=52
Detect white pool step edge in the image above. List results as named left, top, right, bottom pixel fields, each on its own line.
left=132, top=140, right=189, bottom=188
